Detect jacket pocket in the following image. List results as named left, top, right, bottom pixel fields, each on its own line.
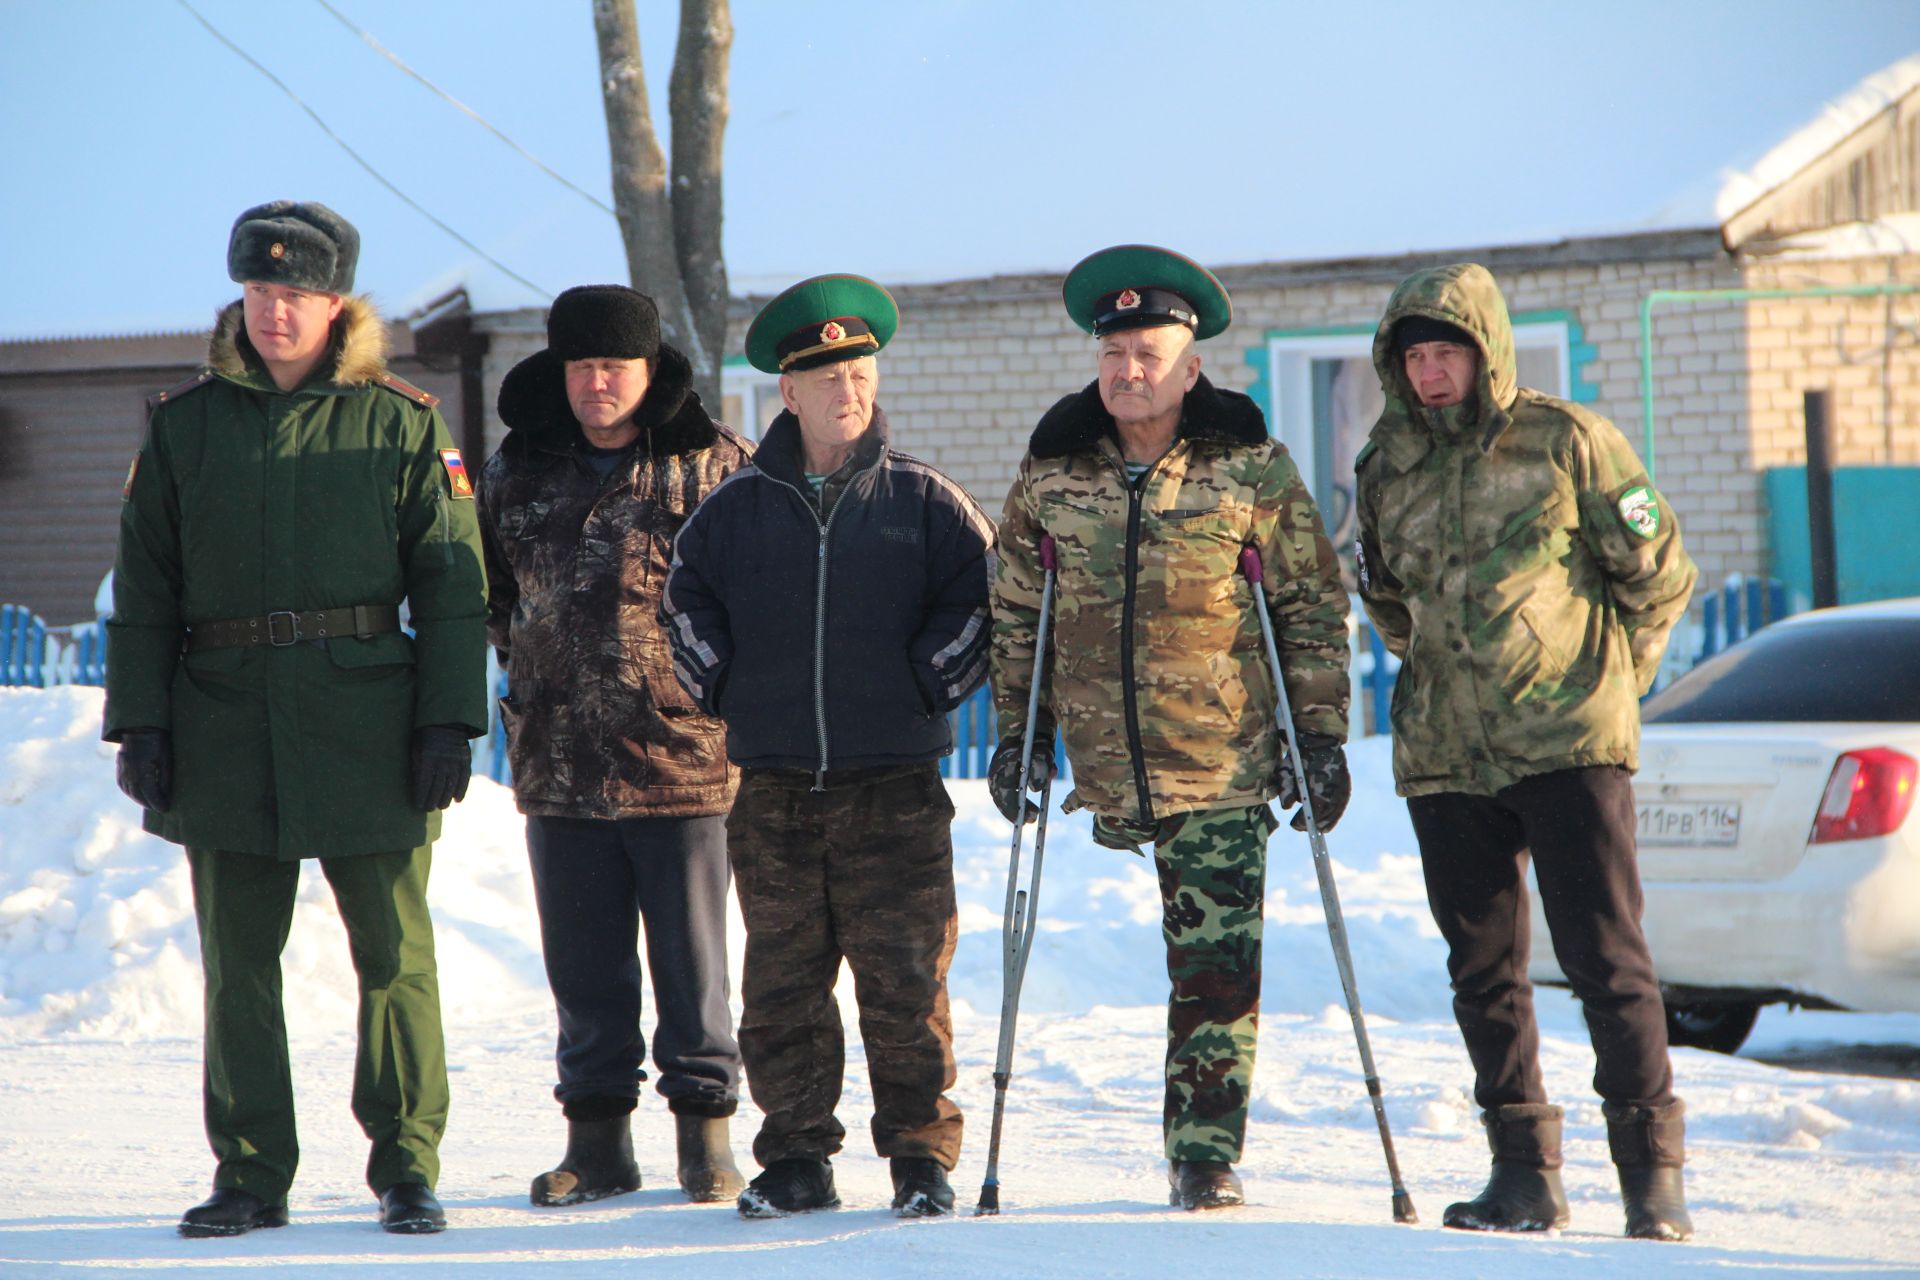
left=326, top=631, right=417, bottom=669
left=1516, top=603, right=1575, bottom=679
left=1491, top=493, right=1569, bottom=547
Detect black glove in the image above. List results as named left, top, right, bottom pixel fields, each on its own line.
left=115, top=728, right=173, bottom=813
left=410, top=725, right=473, bottom=811
left=988, top=730, right=1056, bottom=826
left=1274, top=736, right=1351, bottom=834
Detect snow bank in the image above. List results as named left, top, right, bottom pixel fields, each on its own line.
left=5, top=686, right=1920, bottom=1275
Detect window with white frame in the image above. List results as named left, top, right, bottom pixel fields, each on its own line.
left=1261, top=316, right=1576, bottom=571
left=721, top=360, right=783, bottom=441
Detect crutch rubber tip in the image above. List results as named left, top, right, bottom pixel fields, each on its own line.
left=975, top=1183, right=1001, bottom=1216
left=1392, top=1191, right=1419, bottom=1224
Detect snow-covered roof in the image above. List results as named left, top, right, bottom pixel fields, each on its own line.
left=1716, top=53, right=1920, bottom=225
left=1746, top=211, right=1920, bottom=261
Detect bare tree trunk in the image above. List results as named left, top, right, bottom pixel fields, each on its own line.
left=669, top=0, right=731, bottom=411
left=591, top=0, right=711, bottom=394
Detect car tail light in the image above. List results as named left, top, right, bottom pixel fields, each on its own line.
left=1811, top=748, right=1918, bottom=843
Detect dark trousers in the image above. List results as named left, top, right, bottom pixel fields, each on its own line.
left=189, top=845, right=446, bottom=1204
left=1408, top=765, right=1674, bottom=1112
left=726, top=765, right=963, bottom=1169
left=525, top=813, right=741, bottom=1115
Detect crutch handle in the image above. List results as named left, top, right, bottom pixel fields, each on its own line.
left=1238, top=545, right=1262, bottom=585
left=1040, top=533, right=1058, bottom=573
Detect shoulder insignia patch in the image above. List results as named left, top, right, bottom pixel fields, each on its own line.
left=1354, top=536, right=1371, bottom=591
left=440, top=448, right=475, bottom=499
left=378, top=372, right=440, bottom=407
left=146, top=369, right=213, bottom=412
left=122, top=452, right=140, bottom=500
left=1617, top=485, right=1660, bottom=539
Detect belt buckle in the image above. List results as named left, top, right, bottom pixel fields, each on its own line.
left=266, top=611, right=300, bottom=646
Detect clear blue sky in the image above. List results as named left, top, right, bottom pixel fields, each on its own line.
left=2, top=0, right=1915, bottom=338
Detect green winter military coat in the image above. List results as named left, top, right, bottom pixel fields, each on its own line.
left=993, top=375, right=1350, bottom=825
left=1355, top=263, right=1697, bottom=798
left=104, top=297, right=490, bottom=859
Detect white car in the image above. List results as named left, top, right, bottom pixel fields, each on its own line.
left=1529, top=598, right=1920, bottom=1053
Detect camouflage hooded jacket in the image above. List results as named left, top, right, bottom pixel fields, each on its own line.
left=992, top=375, right=1350, bottom=825
left=1355, top=263, right=1696, bottom=798
left=479, top=344, right=751, bottom=818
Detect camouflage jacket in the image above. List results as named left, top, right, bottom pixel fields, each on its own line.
left=1355, top=263, right=1697, bottom=797
left=480, top=344, right=751, bottom=818
left=992, top=375, right=1350, bottom=825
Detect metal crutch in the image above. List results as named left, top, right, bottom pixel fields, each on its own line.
left=1239, top=545, right=1418, bottom=1225
left=975, top=533, right=1058, bottom=1216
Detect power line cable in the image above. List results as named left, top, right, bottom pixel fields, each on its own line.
left=174, top=0, right=554, bottom=299
left=314, top=0, right=616, bottom=218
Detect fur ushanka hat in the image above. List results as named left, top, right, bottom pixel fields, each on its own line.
left=226, top=200, right=359, bottom=294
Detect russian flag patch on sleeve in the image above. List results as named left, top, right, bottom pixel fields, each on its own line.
left=440, top=448, right=474, bottom=499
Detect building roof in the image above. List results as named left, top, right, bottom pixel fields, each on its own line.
left=1717, top=53, right=1920, bottom=226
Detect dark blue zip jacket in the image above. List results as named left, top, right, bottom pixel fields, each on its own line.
left=660, top=407, right=993, bottom=773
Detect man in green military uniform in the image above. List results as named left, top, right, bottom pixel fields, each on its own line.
left=1355, top=263, right=1697, bottom=1241
left=989, top=245, right=1352, bottom=1211
left=105, top=201, right=489, bottom=1238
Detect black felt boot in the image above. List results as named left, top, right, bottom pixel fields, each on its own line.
left=1443, top=1103, right=1571, bottom=1231
left=674, top=1111, right=746, bottom=1202
left=530, top=1112, right=642, bottom=1206
left=1605, top=1099, right=1693, bottom=1241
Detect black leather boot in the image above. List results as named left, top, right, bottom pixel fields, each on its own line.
left=737, top=1157, right=840, bottom=1218
left=378, top=1183, right=447, bottom=1234
left=890, top=1157, right=955, bottom=1217
left=178, top=1187, right=289, bottom=1238
left=1605, top=1099, right=1693, bottom=1241
left=675, top=1111, right=746, bottom=1202
left=530, top=1113, right=642, bottom=1206
left=1443, top=1103, right=1571, bottom=1231
left=1168, top=1161, right=1245, bottom=1210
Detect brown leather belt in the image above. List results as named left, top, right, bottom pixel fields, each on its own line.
left=185, top=605, right=401, bottom=652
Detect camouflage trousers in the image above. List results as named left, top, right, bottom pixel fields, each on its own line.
left=1101, top=804, right=1275, bottom=1164
left=726, top=764, right=963, bottom=1170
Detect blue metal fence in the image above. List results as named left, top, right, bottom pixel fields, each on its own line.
left=0, top=604, right=47, bottom=686
left=1696, top=573, right=1792, bottom=661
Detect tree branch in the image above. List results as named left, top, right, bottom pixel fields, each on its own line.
left=669, top=0, right=732, bottom=411
left=592, top=0, right=705, bottom=375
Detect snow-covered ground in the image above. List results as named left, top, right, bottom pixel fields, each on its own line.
left=2, top=685, right=1917, bottom=1278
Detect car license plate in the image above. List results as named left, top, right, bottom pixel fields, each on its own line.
left=1637, top=801, right=1741, bottom=847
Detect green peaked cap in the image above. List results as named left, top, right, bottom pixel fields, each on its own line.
left=745, top=273, right=899, bottom=374
left=1062, top=244, right=1231, bottom=341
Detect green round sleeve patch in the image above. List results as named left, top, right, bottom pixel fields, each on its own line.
left=1617, top=485, right=1661, bottom=539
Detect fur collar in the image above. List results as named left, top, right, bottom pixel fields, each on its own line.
left=1028, top=373, right=1267, bottom=458
left=495, top=343, right=721, bottom=461
left=208, top=295, right=390, bottom=388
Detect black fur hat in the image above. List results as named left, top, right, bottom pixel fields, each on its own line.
left=547, top=285, right=661, bottom=361
left=227, top=200, right=359, bottom=293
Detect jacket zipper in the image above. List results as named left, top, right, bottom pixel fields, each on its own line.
left=1118, top=450, right=1166, bottom=824
left=759, top=460, right=873, bottom=789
